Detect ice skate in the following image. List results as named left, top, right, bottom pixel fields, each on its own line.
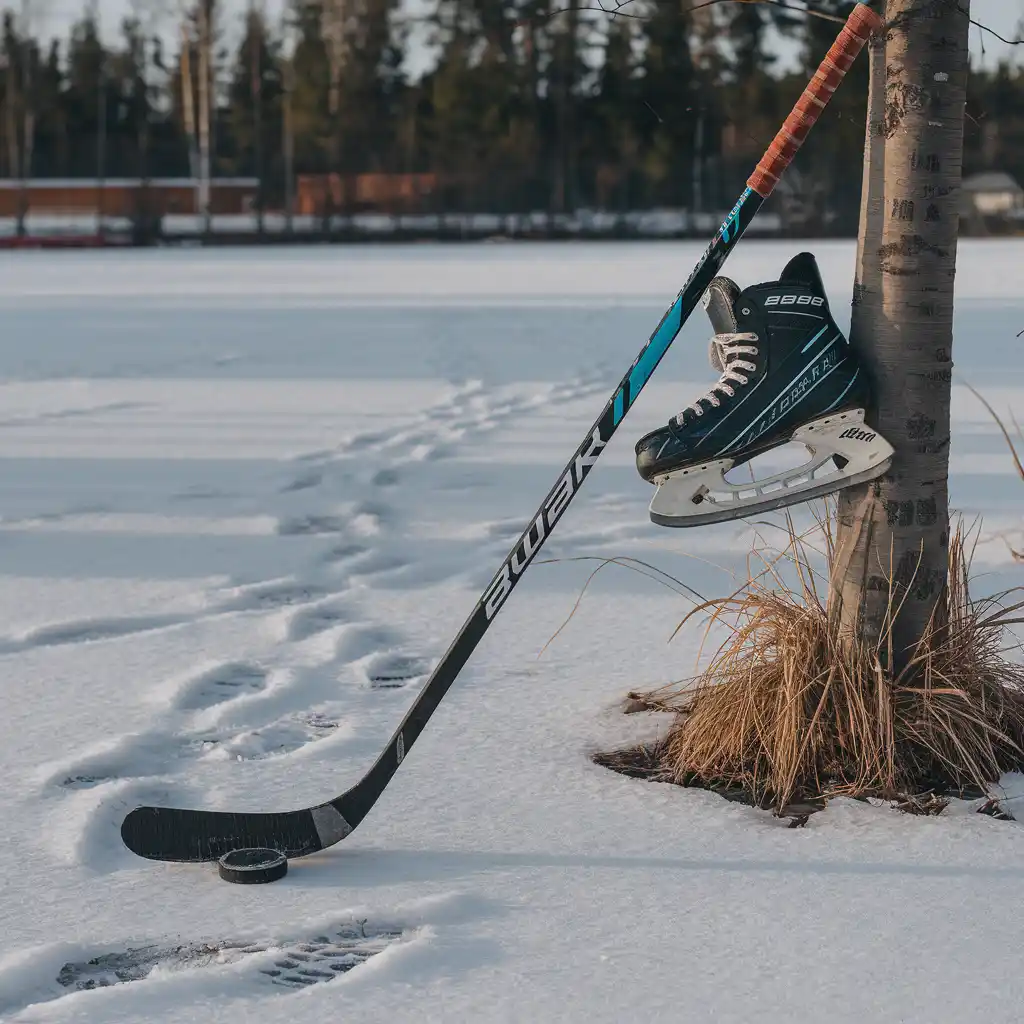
left=634, top=252, right=893, bottom=528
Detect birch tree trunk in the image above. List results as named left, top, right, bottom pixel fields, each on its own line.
left=831, top=0, right=969, bottom=674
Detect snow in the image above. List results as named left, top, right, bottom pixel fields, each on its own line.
left=0, top=240, right=1022, bottom=1024
left=0, top=208, right=786, bottom=241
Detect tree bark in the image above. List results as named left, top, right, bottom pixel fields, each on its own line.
left=831, top=0, right=969, bottom=675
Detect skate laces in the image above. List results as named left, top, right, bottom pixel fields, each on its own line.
left=674, top=332, right=759, bottom=424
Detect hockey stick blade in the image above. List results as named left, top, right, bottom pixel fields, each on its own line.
left=121, top=2, right=883, bottom=864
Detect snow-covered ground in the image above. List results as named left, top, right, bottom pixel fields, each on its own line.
left=0, top=240, right=1022, bottom=1024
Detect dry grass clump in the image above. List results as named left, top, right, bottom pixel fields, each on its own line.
left=612, top=513, right=1024, bottom=812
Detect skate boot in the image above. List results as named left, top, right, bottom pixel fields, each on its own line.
left=635, top=251, right=893, bottom=528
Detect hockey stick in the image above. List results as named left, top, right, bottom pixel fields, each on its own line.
left=121, top=1, right=883, bottom=863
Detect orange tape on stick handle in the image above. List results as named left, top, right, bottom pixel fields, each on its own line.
left=747, top=2, right=883, bottom=199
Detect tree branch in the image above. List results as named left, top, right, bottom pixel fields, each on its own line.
left=954, top=2, right=1023, bottom=47
left=593, top=0, right=847, bottom=23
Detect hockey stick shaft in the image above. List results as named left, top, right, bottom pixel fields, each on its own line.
left=121, top=2, right=882, bottom=863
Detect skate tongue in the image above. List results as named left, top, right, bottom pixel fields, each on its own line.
left=702, top=277, right=741, bottom=335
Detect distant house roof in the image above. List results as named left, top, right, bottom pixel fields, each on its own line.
left=962, top=172, right=1023, bottom=194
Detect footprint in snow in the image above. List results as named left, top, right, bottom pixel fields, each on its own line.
left=333, top=623, right=404, bottom=663
left=51, top=733, right=184, bottom=791
left=0, top=613, right=185, bottom=653
left=345, top=550, right=410, bottom=579
left=2, top=924, right=404, bottom=1013
left=55, top=702, right=340, bottom=787
left=371, top=467, right=401, bottom=487
left=276, top=514, right=348, bottom=536
left=322, top=542, right=370, bottom=565
left=285, top=601, right=351, bottom=642
left=342, top=429, right=390, bottom=452
left=172, top=662, right=269, bottom=712
left=222, top=581, right=331, bottom=611
left=198, top=711, right=344, bottom=762
left=484, top=518, right=526, bottom=541
left=361, top=652, right=433, bottom=690
left=280, top=469, right=323, bottom=493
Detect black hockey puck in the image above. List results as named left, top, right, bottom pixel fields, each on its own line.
left=218, top=848, right=288, bottom=884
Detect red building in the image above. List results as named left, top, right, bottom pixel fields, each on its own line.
left=0, top=178, right=259, bottom=218
left=295, top=173, right=438, bottom=215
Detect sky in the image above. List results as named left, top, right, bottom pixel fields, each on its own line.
left=771, top=0, right=1023, bottom=75
left=20, top=0, right=1024, bottom=78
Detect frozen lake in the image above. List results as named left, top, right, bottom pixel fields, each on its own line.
left=0, top=241, right=1022, bottom=1023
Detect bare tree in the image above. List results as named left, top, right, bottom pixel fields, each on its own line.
left=552, top=0, right=580, bottom=215
left=8, top=0, right=58, bottom=237
left=279, top=18, right=295, bottom=233
left=93, top=0, right=107, bottom=238
left=179, top=12, right=199, bottom=190
left=2, top=47, right=20, bottom=227
left=832, top=0, right=970, bottom=672
left=19, top=0, right=33, bottom=238
left=6, top=0, right=51, bottom=238
left=248, top=0, right=264, bottom=235
left=197, top=0, right=212, bottom=234
left=124, top=0, right=169, bottom=241
left=321, top=0, right=347, bottom=234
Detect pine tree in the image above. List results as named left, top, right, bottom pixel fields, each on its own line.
left=638, top=0, right=695, bottom=207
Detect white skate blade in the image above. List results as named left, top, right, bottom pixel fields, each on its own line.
left=648, top=408, right=894, bottom=529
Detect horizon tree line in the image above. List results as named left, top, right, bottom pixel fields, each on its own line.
left=0, top=0, right=1020, bottom=229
